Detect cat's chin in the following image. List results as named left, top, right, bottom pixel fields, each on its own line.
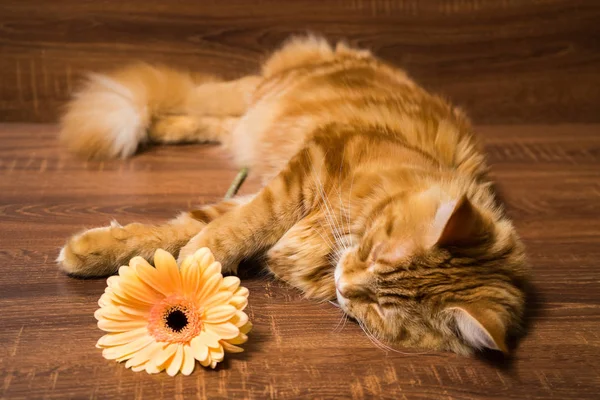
left=335, top=292, right=349, bottom=311
left=333, top=266, right=350, bottom=314
left=334, top=289, right=358, bottom=322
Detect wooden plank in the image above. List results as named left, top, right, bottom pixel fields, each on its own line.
left=1, top=123, right=599, bottom=399
left=0, top=0, right=599, bottom=123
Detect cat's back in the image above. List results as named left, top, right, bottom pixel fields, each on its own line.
left=234, top=36, right=487, bottom=180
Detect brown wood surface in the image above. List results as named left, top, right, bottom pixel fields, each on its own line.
left=1, top=123, right=599, bottom=399
left=1, top=0, right=599, bottom=124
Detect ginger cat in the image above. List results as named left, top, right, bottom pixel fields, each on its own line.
left=58, top=36, right=528, bottom=355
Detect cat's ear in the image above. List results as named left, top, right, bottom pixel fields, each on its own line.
left=448, top=303, right=508, bottom=353
left=427, top=195, right=486, bottom=248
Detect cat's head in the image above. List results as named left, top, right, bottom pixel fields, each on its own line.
left=335, top=186, right=528, bottom=355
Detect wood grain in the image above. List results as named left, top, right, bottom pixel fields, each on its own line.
left=0, top=0, right=599, bottom=124
left=1, top=123, right=599, bottom=399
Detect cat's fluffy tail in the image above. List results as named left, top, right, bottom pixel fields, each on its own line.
left=60, top=64, right=220, bottom=159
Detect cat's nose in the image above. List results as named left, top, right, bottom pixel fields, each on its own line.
left=336, top=279, right=349, bottom=298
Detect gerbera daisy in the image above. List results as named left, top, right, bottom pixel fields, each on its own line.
left=94, top=248, right=251, bottom=375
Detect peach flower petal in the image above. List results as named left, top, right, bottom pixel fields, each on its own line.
left=154, top=249, right=182, bottom=293
left=196, top=248, right=215, bottom=268
left=181, top=345, right=195, bottom=376
left=240, top=321, right=253, bottom=335
left=153, top=342, right=178, bottom=367
left=117, top=266, right=163, bottom=302
left=204, top=322, right=239, bottom=340
left=195, top=273, right=222, bottom=304
left=229, top=296, right=248, bottom=310
left=203, top=261, right=222, bottom=276
left=102, top=335, right=154, bottom=360
left=98, top=318, right=148, bottom=332
left=145, top=362, right=161, bottom=374
left=95, top=306, right=133, bottom=322
left=118, top=304, right=151, bottom=318
left=234, top=286, right=249, bottom=298
left=97, top=327, right=148, bottom=347
left=199, top=355, right=211, bottom=367
left=166, top=345, right=184, bottom=376
left=125, top=341, right=164, bottom=369
left=180, top=256, right=200, bottom=296
left=221, top=341, right=245, bottom=353
left=203, top=305, right=237, bottom=323
left=203, top=291, right=233, bottom=310
left=197, top=330, right=220, bottom=348
left=227, top=332, right=249, bottom=345
left=190, top=336, right=209, bottom=362
left=134, top=258, right=173, bottom=296
left=229, top=310, right=249, bottom=328
left=209, top=345, right=224, bottom=362
left=106, top=275, right=120, bottom=288
left=221, top=276, right=241, bottom=292
left=110, top=282, right=155, bottom=306
left=128, top=256, right=152, bottom=269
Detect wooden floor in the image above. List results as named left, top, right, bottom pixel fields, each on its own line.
left=1, top=0, right=599, bottom=124
left=1, top=123, right=599, bottom=400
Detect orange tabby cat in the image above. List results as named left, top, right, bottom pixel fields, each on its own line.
left=58, top=36, right=528, bottom=355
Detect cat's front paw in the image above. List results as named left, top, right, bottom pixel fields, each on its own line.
left=57, top=221, right=132, bottom=277
left=178, top=232, right=239, bottom=274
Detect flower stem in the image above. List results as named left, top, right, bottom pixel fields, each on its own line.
left=224, top=167, right=249, bottom=199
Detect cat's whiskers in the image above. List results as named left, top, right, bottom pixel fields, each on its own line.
left=333, top=311, right=348, bottom=333
left=302, top=159, right=338, bottom=252
left=327, top=300, right=349, bottom=332
left=361, top=321, right=406, bottom=355
left=314, top=150, right=350, bottom=249
left=340, top=312, right=349, bottom=331
left=309, top=159, right=347, bottom=250
left=358, top=320, right=390, bottom=353
left=358, top=319, right=433, bottom=356
left=344, top=168, right=356, bottom=246
left=323, top=195, right=348, bottom=249
left=336, top=146, right=352, bottom=251
left=332, top=184, right=352, bottom=250
left=314, top=224, right=335, bottom=251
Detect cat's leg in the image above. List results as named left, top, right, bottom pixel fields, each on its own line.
left=148, top=76, right=261, bottom=147
left=178, top=142, right=331, bottom=272
left=148, top=115, right=239, bottom=145
left=265, top=213, right=338, bottom=301
left=58, top=196, right=253, bottom=277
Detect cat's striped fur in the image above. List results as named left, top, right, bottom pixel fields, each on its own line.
left=58, top=36, right=528, bottom=355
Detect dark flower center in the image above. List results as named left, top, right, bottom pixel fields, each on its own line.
left=166, top=309, right=188, bottom=332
